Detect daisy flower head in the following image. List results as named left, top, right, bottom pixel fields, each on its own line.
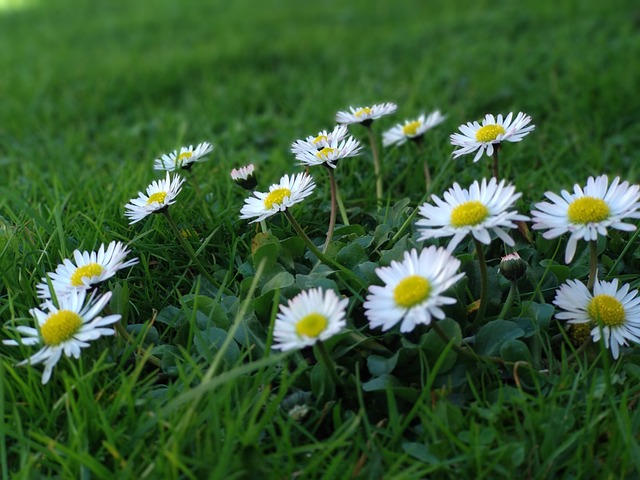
left=553, top=278, right=640, bottom=359
left=36, top=241, right=138, bottom=302
left=153, top=141, right=214, bottom=172
left=291, top=125, right=349, bottom=155
left=230, top=164, right=257, bottom=190
left=416, top=177, right=529, bottom=252
left=293, top=134, right=362, bottom=169
left=240, top=172, right=315, bottom=223
left=272, top=288, right=348, bottom=351
left=382, top=110, right=446, bottom=147
left=364, top=246, right=465, bottom=333
left=124, top=172, right=185, bottom=224
left=2, top=290, right=120, bottom=384
left=531, top=175, right=640, bottom=263
left=336, top=102, right=397, bottom=126
left=450, top=112, right=535, bottom=162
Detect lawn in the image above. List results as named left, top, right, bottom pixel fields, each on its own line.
left=1, top=0, right=640, bottom=477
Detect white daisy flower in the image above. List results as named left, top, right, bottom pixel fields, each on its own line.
left=382, top=110, right=446, bottom=147
left=153, top=141, right=213, bottom=171
left=293, top=135, right=362, bottom=169
left=36, top=241, right=138, bottom=302
left=230, top=164, right=257, bottom=190
left=531, top=175, right=640, bottom=263
left=272, top=288, right=348, bottom=351
left=450, top=112, right=535, bottom=162
left=2, top=290, right=120, bottom=384
left=335, top=102, right=397, bottom=125
left=364, top=246, right=465, bottom=333
left=553, top=278, right=640, bottom=359
left=240, top=172, right=315, bottom=223
left=416, top=177, right=529, bottom=252
left=291, top=125, right=349, bottom=155
left=124, top=172, right=185, bottom=224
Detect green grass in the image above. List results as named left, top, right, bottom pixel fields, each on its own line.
left=2, top=0, right=640, bottom=477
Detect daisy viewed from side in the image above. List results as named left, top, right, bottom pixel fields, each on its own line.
left=272, top=288, right=348, bottom=351
left=364, top=247, right=464, bottom=333
left=450, top=112, right=535, bottom=163
left=240, top=172, right=315, bottom=223
left=531, top=175, right=640, bottom=263
left=293, top=134, right=362, bottom=169
left=291, top=125, right=349, bottom=155
left=382, top=110, right=446, bottom=147
left=153, top=141, right=213, bottom=171
left=2, top=290, right=120, bottom=384
left=335, top=102, right=397, bottom=126
left=553, top=278, right=640, bottom=359
left=416, top=177, right=529, bottom=251
left=36, top=241, right=138, bottom=302
left=124, top=172, right=185, bottom=224
left=230, top=164, right=257, bottom=190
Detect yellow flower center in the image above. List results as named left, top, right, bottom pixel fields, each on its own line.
left=393, top=275, right=431, bottom=308
left=475, top=124, right=506, bottom=142
left=402, top=120, right=422, bottom=136
left=147, top=191, right=167, bottom=205
left=264, top=187, right=291, bottom=210
left=316, top=147, right=336, bottom=159
left=450, top=200, right=489, bottom=227
left=588, top=294, right=625, bottom=327
left=295, top=313, right=328, bottom=338
left=177, top=151, right=193, bottom=164
left=70, top=263, right=104, bottom=286
left=312, top=135, right=328, bottom=145
left=41, top=310, right=83, bottom=346
left=355, top=107, right=372, bottom=117
left=567, top=197, right=610, bottom=224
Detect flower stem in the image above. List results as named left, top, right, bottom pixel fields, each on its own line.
left=162, top=209, right=220, bottom=288
left=416, top=140, right=430, bottom=192
left=491, top=147, right=500, bottom=179
left=314, top=341, right=343, bottom=387
left=335, top=181, right=350, bottom=226
left=473, top=238, right=489, bottom=324
left=499, top=280, right=518, bottom=319
left=259, top=220, right=268, bottom=234
left=366, top=125, right=383, bottom=203
left=587, top=239, right=598, bottom=291
left=323, top=167, right=339, bottom=253
left=284, top=210, right=366, bottom=289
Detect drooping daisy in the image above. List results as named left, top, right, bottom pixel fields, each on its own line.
left=553, top=278, right=640, bottom=359
left=382, top=110, right=446, bottom=147
left=336, top=102, right=397, bottom=126
left=2, top=290, right=120, bottom=384
left=531, top=175, right=640, bottom=263
left=124, top=172, right=185, bottom=224
left=291, top=125, right=349, bottom=155
left=450, top=112, right=535, bottom=163
left=240, top=172, right=315, bottom=223
left=36, top=241, right=138, bottom=302
left=293, top=135, right=362, bottom=169
left=272, top=288, right=348, bottom=351
left=364, top=247, right=465, bottom=333
left=230, top=164, right=257, bottom=190
left=416, top=177, right=529, bottom=252
left=153, top=141, right=214, bottom=171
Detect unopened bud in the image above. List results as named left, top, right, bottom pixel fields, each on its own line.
left=231, top=164, right=257, bottom=190
left=499, top=252, right=527, bottom=281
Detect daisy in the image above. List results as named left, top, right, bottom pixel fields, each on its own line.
left=124, top=172, right=185, bottom=224
left=416, top=177, right=529, bottom=252
left=153, top=141, right=213, bottom=171
left=272, top=288, right=348, bottom=351
left=553, top=278, right=640, bottom=359
left=230, top=164, right=257, bottom=190
left=531, top=175, right=640, bottom=263
left=2, top=290, right=120, bottom=384
left=382, top=110, right=446, bottom=147
left=336, top=102, right=397, bottom=126
left=291, top=125, right=349, bottom=155
left=364, top=247, right=464, bottom=333
left=450, top=112, right=535, bottom=163
left=240, top=172, right=315, bottom=223
left=36, top=241, right=138, bottom=302
left=293, top=135, right=362, bottom=169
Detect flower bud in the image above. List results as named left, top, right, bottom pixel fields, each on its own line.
left=499, top=252, right=527, bottom=281
left=231, top=164, right=257, bottom=190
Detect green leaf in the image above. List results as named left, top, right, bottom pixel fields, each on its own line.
left=539, top=259, right=571, bottom=283
left=499, top=339, right=532, bottom=363
left=182, top=294, right=230, bottom=330
left=333, top=224, right=366, bottom=237
left=522, top=302, right=554, bottom=330
left=475, top=320, right=525, bottom=356
left=402, top=442, right=439, bottom=464
left=252, top=238, right=280, bottom=271
left=367, top=353, right=399, bottom=377
left=361, top=374, right=404, bottom=391
left=155, top=305, right=184, bottom=329
left=193, top=326, right=240, bottom=365
left=420, top=318, right=461, bottom=372
left=261, top=271, right=294, bottom=294
left=335, top=242, right=368, bottom=269
left=109, top=282, right=130, bottom=325
left=310, top=362, right=335, bottom=401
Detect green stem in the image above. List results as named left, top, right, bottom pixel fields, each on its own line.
left=162, top=209, right=221, bottom=288
left=491, top=147, right=499, bottom=179
left=366, top=125, right=383, bottom=203
left=335, top=180, right=350, bottom=226
left=284, top=210, right=366, bottom=289
left=315, top=341, right=343, bottom=387
left=473, top=238, right=489, bottom=324
left=323, top=167, right=338, bottom=253
left=416, top=140, right=430, bottom=192
left=587, top=239, right=598, bottom=291
left=259, top=220, right=268, bottom=234
left=498, top=280, right=518, bottom=319
left=114, top=321, right=162, bottom=368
